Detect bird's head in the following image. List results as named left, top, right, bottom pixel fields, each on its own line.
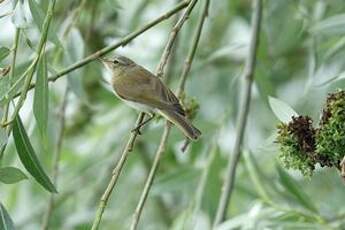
left=98, top=55, right=135, bottom=73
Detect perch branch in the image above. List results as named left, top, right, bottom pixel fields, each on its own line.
left=213, top=0, right=263, bottom=226
left=130, top=0, right=209, bottom=228
left=90, top=2, right=191, bottom=230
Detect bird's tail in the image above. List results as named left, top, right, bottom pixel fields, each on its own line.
left=159, top=109, right=201, bottom=140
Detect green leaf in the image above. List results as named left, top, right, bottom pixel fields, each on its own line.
left=276, top=165, right=318, bottom=213
left=65, top=28, right=87, bottom=101
left=268, top=96, right=298, bottom=123
left=151, top=167, right=200, bottom=195
left=13, top=115, right=57, bottom=193
left=314, top=71, right=345, bottom=88
left=11, top=0, right=28, bottom=28
left=311, top=13, right=345, bottom=36
left=0, top=166, right=28, bottom=184
left=243, top=151, right=272, bottom=203
left=0, top=203, right=15, bottom=230
left=28, top=0, right=61, bottom=47
left=33, top=54, right=48, bottom=139
left=28, top=0, right=44, bottom=30
left=0, top=47, right=10, bottom=62
left=0, top=127, right=7, bottom=149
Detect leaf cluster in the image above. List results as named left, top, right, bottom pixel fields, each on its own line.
left=276, top=90, right=345, bottom=176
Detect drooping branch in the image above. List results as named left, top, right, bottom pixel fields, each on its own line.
left=213, top=0, right=263, bottom=226
left=130, top=0, right=210, bottom=229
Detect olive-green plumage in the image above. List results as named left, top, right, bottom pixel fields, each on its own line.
left=100, top=55, right=201, bottom=140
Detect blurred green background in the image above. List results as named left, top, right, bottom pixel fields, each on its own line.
left=0, top=0, right=345, bottom=229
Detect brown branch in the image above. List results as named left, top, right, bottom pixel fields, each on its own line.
left=130, top=0, right=209, bottom=228
left=213, top=0, right=263, bottom=226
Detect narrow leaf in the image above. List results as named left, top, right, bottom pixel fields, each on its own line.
left=28, top=0, right=44, bottom=30
left=0, top=166, right=28, bottom=184
left=276, top=166, right=318, bottom=213
left=0, top=128, right=7, bottom=149
left=13, top=115, right=57, bottom=193
left=311, top=13, right=345, bottom=35
left=269, top=96, right=298, bottom=123
left=0, top=108, right=8, bottom=149
left=28, top=0, right=61, bottom=47
left=66, top=28, right=87, bottom=100
left=33, top=54, right=48, bottom=139
left=11, top=0, right=28, bottom=28
left=0, top=203, right=15, bottom=230
left=0, top=47, right=10, bottom=62
left=243, top=151, right=272, bottom=203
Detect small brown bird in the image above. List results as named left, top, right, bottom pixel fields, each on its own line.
left=99, top=55, right=201, bottom=140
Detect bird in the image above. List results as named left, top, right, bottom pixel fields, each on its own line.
left=99, top=55, right=201, bottom=140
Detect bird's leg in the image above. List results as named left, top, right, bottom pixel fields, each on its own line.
left=131, top=113, right=155, bottom=135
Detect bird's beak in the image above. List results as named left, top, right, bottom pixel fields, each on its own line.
left=98, top=57, right=113, bottom=70
left=97, top=56, right=112, bottom=63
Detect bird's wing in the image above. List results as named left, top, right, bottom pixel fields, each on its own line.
left=113, top=66, right=185, bottom=116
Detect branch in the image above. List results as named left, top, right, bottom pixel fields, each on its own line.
left=12, top=0, right=190, bottom=99
left=213, top=0, right=263, bottom=226
left=41, top=87, right=69, bottom=230
left=0, top=28, right=20, bottom=160
left=155, top=0, right=199, bottom=78
left=130, top=123, right=171, bottom=230
left=130, top=0, right=209, bottom=228
left=90, top=2, right=191, bottom=230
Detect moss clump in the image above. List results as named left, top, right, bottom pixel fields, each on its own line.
left=316, top=90, right=345, bottom=169
left=277, top=116, right=316, bottom=177
left=276, top=89, right=345, bottom=177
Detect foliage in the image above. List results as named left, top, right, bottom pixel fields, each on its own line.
left=276, top=90, right=345, bottom=177
left=0, top=0, right=345, bottom=229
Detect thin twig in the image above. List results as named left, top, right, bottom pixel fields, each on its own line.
left=90, top=3, right=191, bottom=229
left=130, top=123, right=172, bottom=230
left=130, top=0, right=209, bottom=228
left=136, top=141, right=172, bottom=225
left=213, top=0, right=263, bottom=226
left=41, top=87, right=69, bottom=230
left=0, top=28, right=20, bottom=160
left=155, top=0, right=199, bottom=78
left=12, top=0, right=190, bottom=99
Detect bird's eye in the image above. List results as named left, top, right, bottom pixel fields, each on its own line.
left=113, top=59, right=119, bottom=64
